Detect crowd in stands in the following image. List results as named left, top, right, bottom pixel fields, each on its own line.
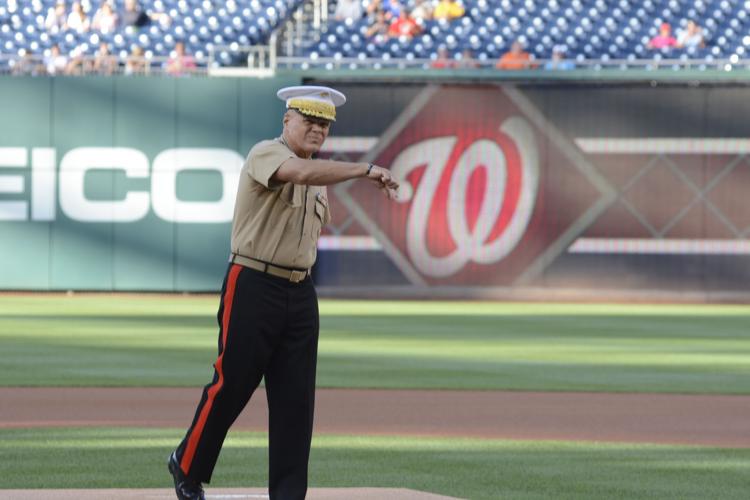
left=42, top=0, right=170, bottom=35
left=333, top=0, right=552, bottom=69
left=5, top=0, right=198, bottom=76
left=0, top=0, right=724, bottom=75
left=14, top=36, right=195, bottom=76
left=354, top=0, right=466, bottom=42
left=31, top=38, right=190, bottom=76
left=333, top=0, right=716, bottom=70
left=647, top=20, right=705, bottom=50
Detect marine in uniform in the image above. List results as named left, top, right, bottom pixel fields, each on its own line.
left=167, top=85, right=399, bottom=500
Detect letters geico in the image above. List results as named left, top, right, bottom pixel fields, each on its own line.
left=0, top=147, right=243, bottom=223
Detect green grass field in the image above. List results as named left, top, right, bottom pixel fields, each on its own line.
left=1, top=428, right=749, bottom=499
left=1, top=295, right=749, bottom=393
left=1, top=295, right=749, bottom=499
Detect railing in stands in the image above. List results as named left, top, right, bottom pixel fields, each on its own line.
left=5, top=51, right=750, bottom=76
left=0, top=54, right=208, bottom=76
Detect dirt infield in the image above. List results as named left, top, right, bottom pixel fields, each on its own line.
left=2, top=387, right=749, bottom=447
left=0, top=487, right=461, bottom=499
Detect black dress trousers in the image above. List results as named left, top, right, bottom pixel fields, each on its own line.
left=175, top=263, right=319, bottom=500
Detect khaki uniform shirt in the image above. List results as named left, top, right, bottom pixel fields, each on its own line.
left=230, top=138, right=331, bottom=270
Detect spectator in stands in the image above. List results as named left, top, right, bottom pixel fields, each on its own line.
left=12, top=52, right=43, bottom=76
left=122, top=0, right=150, bottom=28
left=382, top=0, right=403, bottom=19
left=647, top=22, right=677, bottom=50
left=125, top=45, right=147, bottom=75
left=65, top=44, right=89, bottom=75
left=456, top=48, right=479, bottom=68
left=496, top=40, right=533, bottom=69
left=334, top=0, right=363, bottom=21
left=93, top=41, right=117, bottom=74
left=410, top=0, right=433, bottom=22
left=433, top=0, right=464, bottom=21
left=388, top=10, right=420, bottom=39
left=91, top=1, right=118, bottom=34
left=544, top=45, right=575, bottom=70
left=45, top=1, right=67, bottom=33
left=166, top=41, right=197, bottom=75
left=147, top=1, right=173, bottom=29
left=430, top=47, right=455, bottom=68
left=365, top=0, right=381, bottom=17
left=365, top=9, right=389, bottom=38
left=44, top=44, right=69, bottom=75
left=66, top=1, right=90, bottom=33
left=676, top=20, right=705, bottom=49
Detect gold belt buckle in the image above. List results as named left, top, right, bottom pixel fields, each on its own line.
left=289, top=270, right=306, bottom=283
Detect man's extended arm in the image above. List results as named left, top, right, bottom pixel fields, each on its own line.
left=273, top=158, right=399, bottom=197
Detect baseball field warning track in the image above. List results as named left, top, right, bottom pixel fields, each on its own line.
left=2, top=387, right=748, bottom=447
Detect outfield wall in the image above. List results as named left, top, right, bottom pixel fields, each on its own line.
left=0, top=76, right=297, bottom=291
left=1, top=75, right=749, bottom=295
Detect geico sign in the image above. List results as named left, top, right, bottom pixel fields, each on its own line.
left=0, top=147, right=243, bottom=223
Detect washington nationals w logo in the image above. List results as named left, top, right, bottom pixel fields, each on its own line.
left=392, top=117, right=539, bottom=278
left=336, top=85, right=612, bottom=286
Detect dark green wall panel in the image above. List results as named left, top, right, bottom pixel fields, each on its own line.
left=0, top=75, right=298, bottom=291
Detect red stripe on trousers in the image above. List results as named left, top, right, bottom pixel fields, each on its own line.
left=180, top=264, right=242, bottom=475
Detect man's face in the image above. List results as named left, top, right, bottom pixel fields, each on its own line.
left=283, top=110, right=332, bottom=157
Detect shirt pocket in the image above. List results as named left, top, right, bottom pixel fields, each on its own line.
left=280, top=183, right=303, bottom=208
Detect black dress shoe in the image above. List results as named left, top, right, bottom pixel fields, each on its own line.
left=168, top=452, right=206, bottom=500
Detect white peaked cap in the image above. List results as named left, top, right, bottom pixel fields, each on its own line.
left=277, top=85, right=347, bottom=122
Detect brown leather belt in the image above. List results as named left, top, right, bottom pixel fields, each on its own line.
left=230, top=254, right=309, bottom=283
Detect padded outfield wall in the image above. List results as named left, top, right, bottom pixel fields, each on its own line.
left=1, top=73, right=749, bottom=295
